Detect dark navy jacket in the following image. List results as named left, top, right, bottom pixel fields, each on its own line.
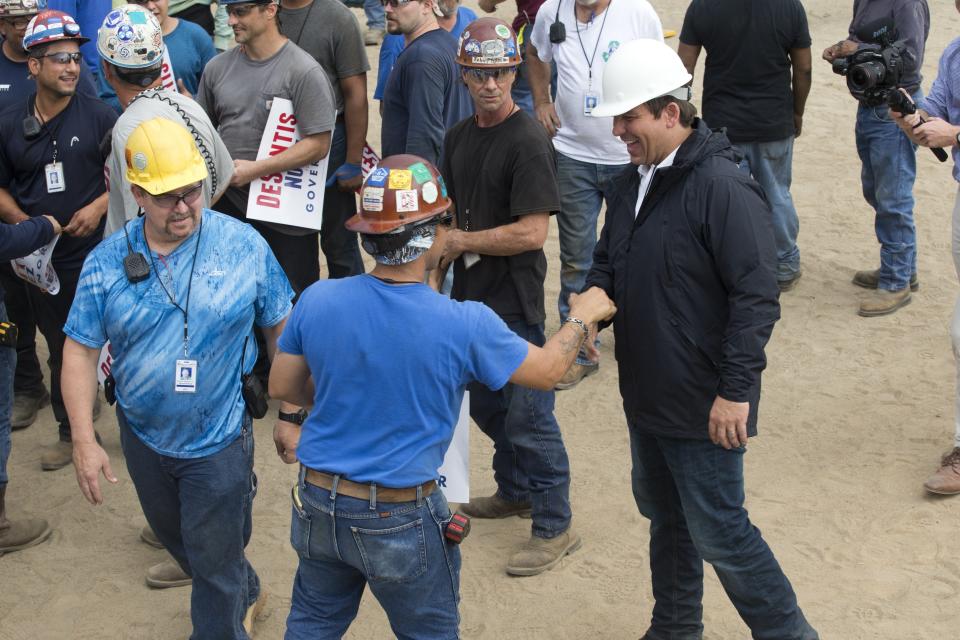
left=585, top=120, right=780, bottom=439
left=0, top=216, right=55, bottom=301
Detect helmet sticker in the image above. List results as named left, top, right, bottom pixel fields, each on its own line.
left=118, top=46, right=131, bottom=59
left=388, top=169, right=412, bottom=190
left=129, top=10, right=148, bottom=25
left=504, top=39, right=516, bottom=55
left=117, top=24, right=134, bottom=42
left=395, top=189, right=419, bottom=213
left=494, top=24, right=510, bottom=39
left=362, top=187, right=384, bottom=212
left=472, top=56, right=509, bottom=64
left=421, top=182, right=438, bottom=205
left=104, top=10, right=123, bottom=28
left=367, top=167, right=389, bottom=187
left=63, top=21, right=79, bottom=36
left=409, top=162, right=432, bottom=185
left=437, top=174, right=448, bottom=198
left=464, top=39, right=480, bottom=55
left=481, top=39, right=505, bottom=58
left=461, top=30, right=469, bottom=40
left=132, top=152, right=148, bottom=171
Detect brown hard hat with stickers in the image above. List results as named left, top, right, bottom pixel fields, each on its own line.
left=346, top=154, right=452, bottom=234
left=456, top=17, right=521, bottom=69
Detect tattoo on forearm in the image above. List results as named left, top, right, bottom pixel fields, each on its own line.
left=557, top=324, right=584, bottom=356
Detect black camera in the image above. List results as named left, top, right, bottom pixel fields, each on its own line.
left=831, top=19, right=906, bottom=106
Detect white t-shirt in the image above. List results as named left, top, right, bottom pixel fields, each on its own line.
left=531, top=0, right=663, bottom=165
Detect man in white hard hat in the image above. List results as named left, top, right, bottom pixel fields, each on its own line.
left=582, top=39, right=819, bottom=640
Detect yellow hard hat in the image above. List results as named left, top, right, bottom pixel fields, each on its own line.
left=125, top=118, right=208, bottom=195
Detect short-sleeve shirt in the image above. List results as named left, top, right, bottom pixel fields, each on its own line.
left=530, top=0, right=662, bottom=164
left=0, top=93, right=117, bottom=271
left=64, top=210, right=294, bottom=458
left=0, top=46, right=98, bottom=113
left=164, top=18, right=218, bottom=96
left=443, top=110, right=559, bottom=325
left=196, top=42, right=336, bottom=216
left=278, top=274, right=528, bottom=486
left=105, top=89, right=234, bottom=235
left=679, top=0, right=811, bottom=143
left=280, top=0, right=370, bottom=114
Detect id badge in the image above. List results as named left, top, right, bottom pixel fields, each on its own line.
left=175, top=359, right=198, bottom=393
left=45, top=162, right=65, bottom=193
left=583, top=93, right=599, bottom=116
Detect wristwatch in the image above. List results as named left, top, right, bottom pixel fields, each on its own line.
left=278, top=408, right=308, bottom=425
left=565, top=316, right=590, bottom=340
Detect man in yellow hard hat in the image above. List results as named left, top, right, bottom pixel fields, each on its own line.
left=61, top=117, right=295, bottom=638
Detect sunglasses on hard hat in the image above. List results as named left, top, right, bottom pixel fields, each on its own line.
left=34, top=51, right=82, bottom=64
left=149, top=183, right=203, bottom=210
left=463, top=67, right=517, bottom=83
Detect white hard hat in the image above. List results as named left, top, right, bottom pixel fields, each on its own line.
left=97, top=4, right=163, bottom=70
left=591, top=39, right=692, bottom=118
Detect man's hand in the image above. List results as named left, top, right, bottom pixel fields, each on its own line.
left=822, top=39, right=858, bottom=62
left=793, top=113, right=803, bottom=138
left=73, top=441, right=118, bottom=505
left=535, top=102, right=561, bottom=137
left=708, top=396, right=749, bottom=450
left=63, top=202, right=103, bottom=237
left=568, top=287, right=617, bottom=326
left=325, top=162, right=363, bottom=192
left=439, top=228, right=467, bottom=271
left=478, top=0, right=499, bottom=12
left=911, top=117, right=960, bottom=149
left=231, top=159, right=260, bottom=187
left=273, top=419, right=301, bottom=464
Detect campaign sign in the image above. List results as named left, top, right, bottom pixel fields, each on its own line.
left=437, top=392, right=470, bottom=503
left=97, top=342, right=114, bottom=385
left=159, top=47, right=177, bottom=92
left=11, top=234, right=60, bottom=294
left=247, top=98, right=330, bottom=230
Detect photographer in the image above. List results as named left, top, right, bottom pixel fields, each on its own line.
left=822, top=0, right=930, bottom=316
left=889, top=19, right=960, bottom=494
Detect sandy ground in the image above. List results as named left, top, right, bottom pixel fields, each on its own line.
left=3, top=1, right=960, bottom=638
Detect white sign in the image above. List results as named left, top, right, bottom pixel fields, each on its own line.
left=11, top=234, right=59, bottom=294
left=159, top=47, right=177, bottom=92
left=246, top=98, right=330, bottom=230
left=97, top=342, right=114, bottom=385
left=437, top=392, right=470, bottom=503
left=360, top=142, right=379, bottom=185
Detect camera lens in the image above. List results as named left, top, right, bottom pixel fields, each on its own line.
left=849, top=61, right=885, bottom=91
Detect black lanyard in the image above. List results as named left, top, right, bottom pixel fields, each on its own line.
left=291, top=0, right=318, bottom=47
left=574, top=0, right=611, bottom=87
left=32, top=94, right=69, bottom=164
left=144, top=215, right=204, bottom=358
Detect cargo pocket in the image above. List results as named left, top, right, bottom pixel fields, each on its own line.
left=351, top=519, right=426, bottom=583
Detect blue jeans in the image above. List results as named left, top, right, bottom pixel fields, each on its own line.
left=737, top=137, right=801, bottom=282
left=364, top=0, right=385, bottom=30
left=324, top=119, right=365, bottom=278
left=119, top=411, right=259, bottom=640
left=468, top=320, right=571, bottom=538
left=629, top=427, right=818, bottom=640
left=512, top=28, right=557, bottom=117
left=286, top=472, right=460, bottom=639
left=0, top=301, right=13, bottom=486
left=855, top=93, right=920, bottom=291
left=556, top=152, right=629, bottom=364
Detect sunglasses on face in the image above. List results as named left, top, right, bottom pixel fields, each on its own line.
left=149, top=184, right=203, bottom=209
left=225, top=3, right=260, bottom=17
left=379, top=0, right=416, bottom=8
left=463, top=67, right=517, bottom=83
left=34, top=51, right=83, bottom=65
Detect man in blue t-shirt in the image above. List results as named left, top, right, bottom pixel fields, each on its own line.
left=62, top=118, right=295, bottom=638
left=269, top=154, right=615, bottom=638
left=380, top=0, right=472, bottom=166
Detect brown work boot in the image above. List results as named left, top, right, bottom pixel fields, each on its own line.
left=0, top=518, right=52, bottom=556
left=363, top=27, right=385, bottom=46
left=11, top=390, right=49, bottom=430
left=858, top=287, right=911, bottom=317
left=243, top=591, right=267, bottom=637
left=145, top=559, right=192, bottom=589
left=459, top=494, right=531, bottom=519
left=852, top=269, right=919, bottom=291
left=140, top=524, right=164, bottom=549
left=40, top=440, right=74, bottom=471
left=506, top=528, right=582, bottom=576
left=554, top=362, right=599, bottom=391
left=924, top=447, right=960, bottom=495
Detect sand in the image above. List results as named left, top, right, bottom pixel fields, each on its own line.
left=3, top=1, right=960, bottom=638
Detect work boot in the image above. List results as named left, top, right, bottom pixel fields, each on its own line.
left=778, top=270, right=802, bottom=292
left=923, top=447, right=960, bottom=495
left=40, top=432, right=101, bottom=471
left=11, top=390, right=49, bottom=430
left=459, top=494, right=531, bottom=519
left=554, top=362, right=599, bottom=391
left=243, top=591, right=267, bottom=637
left=145, top=560, right=192, bottom=589
left=852, top=269, right=919, bottom=291
left=140, top=524, right=164, bottom=549
left=363, top=27, right=385, bottom=46
left=858, top=288, right=911, bottom=317
left=0, top=518, right=52, bottom=556
left=506, top=528, right=582, bottom=576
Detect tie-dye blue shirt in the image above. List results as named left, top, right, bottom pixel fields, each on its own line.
left=64, top=210, right=294, bottom=458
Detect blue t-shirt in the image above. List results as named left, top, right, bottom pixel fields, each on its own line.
left=164, top=18, right=218, bottom=97
left=64, top=210, right=294, bottom=458
left=278, top=275, right=528, bottom=487
left=381, top=28, right=474, bottom=166
left=374, top=6, right=477, bottom=101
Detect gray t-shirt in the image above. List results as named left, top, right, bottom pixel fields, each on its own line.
left=279, top=0, right=370, bottom=114
left=196, top=41, right=336, bottom=218
left=106, top=88, right=234, bottom=236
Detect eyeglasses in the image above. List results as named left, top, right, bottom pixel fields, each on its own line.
left=463, top=67, right=517, bottom=83
left=225, top=3, right=260, bottom=17
left=34, top=51, right=83, bottom=65
left=2, top=16, right=32, bottom=28
left=149, top=184, right=203, bottom=209
left=379, top=0, right=416, bottom=8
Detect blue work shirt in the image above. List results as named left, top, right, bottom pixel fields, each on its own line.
left=920, top=36, right=960, bottom=181
left=65, top=210, right=294, bottom=458
left=279, top=275, right=528, bottom=487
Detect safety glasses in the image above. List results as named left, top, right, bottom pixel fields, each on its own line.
left=379, top=0, right=416, bottom=8
left=34, top=51, right=83, bottom=65
left=463, top=67, right=517, bottom=83
left=225, top=3, right=259, bottom=17
left=149, top=183, right=203, bottom=210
